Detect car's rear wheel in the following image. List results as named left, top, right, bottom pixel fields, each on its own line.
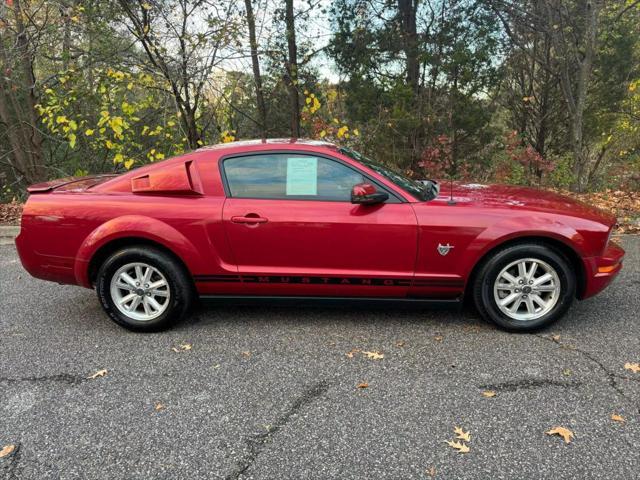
left=96, top=246, right=194, bottom=331
left=473, top=243, right=576, bottom=331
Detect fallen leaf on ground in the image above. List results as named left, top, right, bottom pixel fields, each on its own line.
left=356, top=382, right=369, bottom=389
left=454, top=426, right=471, bottom=442
left=445, top=440, right=470, bottom=453
left=172, top=343, right=192, bottom=353
left=395, top=340, right=405, bottom=348
left=426, top=466, right=436, bottom=477
left=611, top=413, right=625, bottom=423
left=434, top=335, right=443, bottom=342
left=0, top=445, right=15, bottom=458
left=546, top=426, right=574, bottom=443
left=362, top=351, right=384, bottom=360
left=624, top=362, right=640, bottom=373
left=154, top=402, right=165, bottom=411
left=241, top=351, right=251, bottom=357
left=345, top=349, right=360, bottom=358
left=87, top=369, right=107, bottom=379
left=551, top=334, right=561, bottom=342
left=481, top=390, right=496, bottom=398
left=562, top=368, right=572, bottom=376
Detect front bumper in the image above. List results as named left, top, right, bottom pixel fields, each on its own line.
left=581, top=240, right=625, bottom=299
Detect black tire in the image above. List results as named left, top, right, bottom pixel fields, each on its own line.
left=472, top=243, right=576, bottom=332
left=96, top=246, right=194, bottom=332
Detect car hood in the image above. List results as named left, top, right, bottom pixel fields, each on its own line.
left=435, top=182, right=616, bottom=226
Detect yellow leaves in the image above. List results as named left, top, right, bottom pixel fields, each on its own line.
left=121, top=101, right=136, bottom=116
left=304, top=92, right=321, bottom=114
left=353, top=128, right=360, bottom=136
left=445, top=426, right=471, bottom=453
left=68, top=119, right=77, bottom=131
left=68, top=133, right=77, bottom=149
left=481, top=390, right=496, bottom=398
left=345, top=349, right=383, bottom=360
left=124, top=159, right=135, bottom=170
left=56, top=115, right=68, bottom=124
left=319, top=130, right=326, bottom=138
left=147, top=148, right=165, bottom=162
left=109, top=116, right=125, bottom=136
left=221, top=130, right=236, bottom=143
left=0, top=445, right=16, bottom=458
left=106, top=68, right=126, bottom=81
left=113, top=153, right=124, bottom=164
left=611, top=413, right=625, bottom=423
left=362, top=351, right=384, bottom=360
left=454, top=427, right=471, bottom=442
left=345, top=348, right=359, bottom=358
left=105, top=139, right=114, bottom=149
left=87, top=369, right=108, bottom=379
left=624, top=362, right=640, bottom=373
left=546, top=426, right=574, bottom=444
left=85, top=129, right=94, bottom=136
left=172, top=343, right=192, bottom=353
left=445, top=440, right=470, bottom=454
left=337, top=125, right=349, bottom=138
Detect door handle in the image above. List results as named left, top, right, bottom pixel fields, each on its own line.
left=231, top=214, right=268, bottom=224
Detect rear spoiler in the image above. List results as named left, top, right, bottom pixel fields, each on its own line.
left=27, top=175, right=118, bottom=193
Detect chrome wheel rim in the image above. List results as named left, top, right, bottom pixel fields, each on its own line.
left=493, top=258, right=560, bottom=321
left=110, top=262, right=171, bottom=322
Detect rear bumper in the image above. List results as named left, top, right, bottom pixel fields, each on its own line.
left=15, top=227, right=78, bottom=286
left=581, top=241, right=625, bottom=299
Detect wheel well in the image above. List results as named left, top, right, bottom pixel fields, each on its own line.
left=87, top=237, right=194, bottom=288
left=464, top=236, right=586, bottom=303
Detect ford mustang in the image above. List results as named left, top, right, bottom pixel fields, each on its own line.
left=15, top=139, right=624, bottom=332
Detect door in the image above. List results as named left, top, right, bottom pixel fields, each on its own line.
left=220, top=152, right=418, bottom=297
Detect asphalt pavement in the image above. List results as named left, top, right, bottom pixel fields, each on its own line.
left=1, top=236, right=639, bottom=479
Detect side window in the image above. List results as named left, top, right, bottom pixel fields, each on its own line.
left=223, top=154, right=365, bottom=201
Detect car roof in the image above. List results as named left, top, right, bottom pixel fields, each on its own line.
left=200, top=138, right=338, bottom=152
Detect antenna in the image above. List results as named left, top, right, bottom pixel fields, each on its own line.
left=447, top=176, right=456, bottom=205
left=447, top=152, right=456, bottom=206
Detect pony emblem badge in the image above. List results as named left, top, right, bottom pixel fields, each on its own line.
left=437, top=243, right=454, bottom=256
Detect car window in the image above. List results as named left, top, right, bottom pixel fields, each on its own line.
left=223, top=154, right=365, bottom=201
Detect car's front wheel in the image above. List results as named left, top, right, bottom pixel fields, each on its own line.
left=96, top=246, right=194, bottom=331
left=473, top=243, right=576, bottom=331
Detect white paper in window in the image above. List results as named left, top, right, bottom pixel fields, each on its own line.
left=286, top=157, right=318, bottom=195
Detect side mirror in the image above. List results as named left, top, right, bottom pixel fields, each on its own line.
left=351, top=182, right=389, bottom=205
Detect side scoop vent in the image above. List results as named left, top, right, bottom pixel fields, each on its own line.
left=131, top=160, right=203, bottom=195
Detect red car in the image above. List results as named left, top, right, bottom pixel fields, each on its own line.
left=15, top=139, right=624, bottom=332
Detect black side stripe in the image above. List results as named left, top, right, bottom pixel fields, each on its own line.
left=193, top=274, right=463, bottom=288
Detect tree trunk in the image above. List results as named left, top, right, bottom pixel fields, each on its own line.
left=398, top=0, right=420, bottom=94
left=0, top=0, right=45, bottom=184
left=549, top=0, right=601, bottom=192
left=284, top=0, right=300, bottom=138
left=245, top=0, right=267, bottom=138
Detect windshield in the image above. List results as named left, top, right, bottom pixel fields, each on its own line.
left=338, top=147, right=436, bottom=201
